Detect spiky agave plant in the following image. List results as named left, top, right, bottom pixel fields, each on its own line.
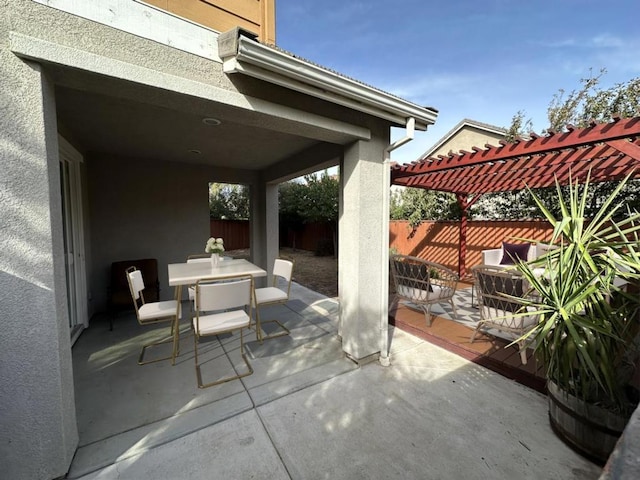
left=516, top=171, right=640, bottom=414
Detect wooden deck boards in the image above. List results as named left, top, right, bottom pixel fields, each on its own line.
left=389, top=300, right=547, bottom=394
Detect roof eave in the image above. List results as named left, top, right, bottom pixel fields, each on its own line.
left=220, top=31, right=438, bottom=130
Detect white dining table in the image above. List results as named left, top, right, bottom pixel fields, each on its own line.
left=168, top=258, right=267, bottom=288
left=167, top=258, right=267, bottom=356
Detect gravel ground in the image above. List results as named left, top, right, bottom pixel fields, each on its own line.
left=226, top=247, right=337, bottom=298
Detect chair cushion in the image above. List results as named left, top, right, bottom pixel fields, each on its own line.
left=193, top=309, right=250, bottom=335
left=500, top=242, right=531, bottom=265
left=255, top=287, right=288, bottom=305
left=397, top=284, right=450, bottom=302
left=138, top=300, right=179, bottom=321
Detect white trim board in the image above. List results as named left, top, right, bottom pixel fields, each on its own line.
left=32, top=0, right=222, bottom=61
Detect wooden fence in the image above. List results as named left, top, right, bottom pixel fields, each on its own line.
left=389, top=220, right=554, bottom=274
left=210, top=219, right=250, bottom=251
left=212, top=218, right=555, bottom=270
left=210, top=219, right=334, bottom=252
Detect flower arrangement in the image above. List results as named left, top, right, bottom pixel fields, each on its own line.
left=205, top=237, right=225, bottom=254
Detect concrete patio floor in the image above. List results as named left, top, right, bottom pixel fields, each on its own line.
left=69, top=283, right=601, bottom=479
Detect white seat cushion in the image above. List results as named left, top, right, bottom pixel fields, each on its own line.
left=193, top=309, right=250, bottom=335
left=138, top=300, right=180, bottom=321
left=255, top=287, right=288, bottom=305
left=397, top=284, right=450, bottom=302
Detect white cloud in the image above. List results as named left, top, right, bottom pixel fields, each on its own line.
left=380, top=72, right=480, bottom=104
left=537, top=38, right=578, bottom=48
left=590, top=34, right=625, bottom=48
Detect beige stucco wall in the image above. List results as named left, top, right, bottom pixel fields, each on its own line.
left=1, top=2, right=395, bottom=477
left=429, top=125, right=505, bottom=158
left=86, top=154, right=259, bottom=313
left=1, top=5, right=78, bottom=477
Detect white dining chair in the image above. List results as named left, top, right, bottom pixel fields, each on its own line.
left=126, top=266, right=181, bottom=365
left=193, top=275, right=254, bottom=388
left=252, top=258, right=293, bottom=343
left=186, top=254, right=212, bottom=308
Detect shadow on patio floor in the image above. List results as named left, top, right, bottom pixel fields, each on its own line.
left=69, top=283, right=600, bottom=479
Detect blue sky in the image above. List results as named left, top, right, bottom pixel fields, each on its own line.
left=276, top=0, right=640, bottom=164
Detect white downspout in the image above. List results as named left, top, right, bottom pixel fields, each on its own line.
left=379, top=117, right=415, bottom=367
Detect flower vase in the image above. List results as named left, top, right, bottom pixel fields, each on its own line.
left=210, top=253, right=219, bottom=267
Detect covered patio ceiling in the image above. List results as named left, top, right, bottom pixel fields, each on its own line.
left=391, top=116, right=640, bottom=277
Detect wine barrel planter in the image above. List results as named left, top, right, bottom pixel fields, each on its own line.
left=548, top=381, right=628, bottom=464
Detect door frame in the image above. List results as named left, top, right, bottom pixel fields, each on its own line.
left=59, top=135, right=89, bottom=344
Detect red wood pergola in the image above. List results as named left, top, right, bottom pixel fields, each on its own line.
left=391, top=116, right=640, bottom=277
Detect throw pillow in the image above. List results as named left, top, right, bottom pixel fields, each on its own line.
left=500, top=242, right=531, bottom=265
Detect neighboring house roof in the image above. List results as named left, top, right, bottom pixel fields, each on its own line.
left=419, top=118, right=507, bottom=160
left=218, top=28, right=439, bottom=130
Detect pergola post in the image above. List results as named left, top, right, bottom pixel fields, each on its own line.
left=456, top=194, right=469, bottom=278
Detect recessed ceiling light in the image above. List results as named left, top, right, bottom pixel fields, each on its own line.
left=202, top=117, right=221, bottom=126
left=188, top=149, right=201, bottom=155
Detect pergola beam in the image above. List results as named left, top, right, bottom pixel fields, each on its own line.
left=390, top=116, right=640, bottom=277
left=392, top=136, right=640, bottom=195
left=392, top=116, right=640, bottom=179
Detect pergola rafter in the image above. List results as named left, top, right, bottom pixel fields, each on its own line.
left=391, top=116, right=640, bottom=277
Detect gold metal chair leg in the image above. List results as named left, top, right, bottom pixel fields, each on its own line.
left=138, top=338, right=176, bottom=365
left=254, top=306, right=290, bottom=344
left=139, top=318, right=181, bottom=366
left=195, top=328, right=253, bottom=388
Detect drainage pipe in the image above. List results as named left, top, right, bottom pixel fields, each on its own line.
left=379, top=117, right=415, bottom=367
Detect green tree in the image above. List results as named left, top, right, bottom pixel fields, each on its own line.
left=209, top=183, right=249, bottom=220
left=279, top=170, right=340, bottom=255
left=390, top=187, right=461, bottom=227
left=300, top=172, right=339, bottom=224
left=496, top=70, right=640, bottom=219
left=279, top=180, right=306, bottom=249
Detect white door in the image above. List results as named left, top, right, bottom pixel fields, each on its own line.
left=59, top=136, right=88, bottom=344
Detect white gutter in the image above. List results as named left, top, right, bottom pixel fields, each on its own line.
left=378, top=118, right=416, bottom=367
left=220, top=33, right=438, bottom=130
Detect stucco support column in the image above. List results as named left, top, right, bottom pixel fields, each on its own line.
left=0, top=56, right=78, bottom=478
left=339, top=130, right=389, bottom=362
left=250, top=178, right=279, bottom=285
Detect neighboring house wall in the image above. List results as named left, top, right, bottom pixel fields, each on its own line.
left=143, top=0, right=276, bottom=44
left=428, top=124, right=505, bottom=158
left=420, top=119, right=506, bottom=160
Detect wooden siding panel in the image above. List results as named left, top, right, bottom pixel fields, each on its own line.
left=142, top=0, right=274, bottom=41
left=202, top=0, right=260, bottom=23
left=168, top=0, right=258, bottom=31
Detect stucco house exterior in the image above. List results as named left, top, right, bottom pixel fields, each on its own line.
left=0, top=1, right=438, bottom=477
left=419, top=118, right=507, bottom=159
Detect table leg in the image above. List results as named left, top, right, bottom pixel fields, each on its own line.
left=172, top=285, right=182, bottom=365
